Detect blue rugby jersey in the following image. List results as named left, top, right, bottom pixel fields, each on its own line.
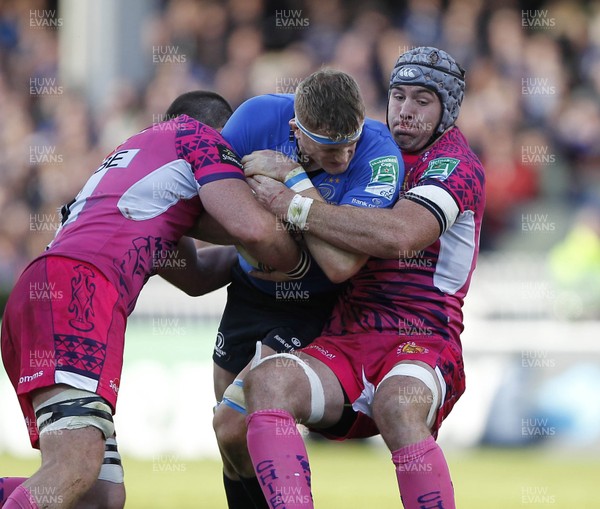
left=221, top=93, right=404, bottom=294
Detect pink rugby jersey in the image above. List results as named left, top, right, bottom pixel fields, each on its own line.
left=323, top=126, right=486, bottom=345
left=43, top=115, right=245, bottom=314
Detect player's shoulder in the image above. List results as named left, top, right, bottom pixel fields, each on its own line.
left=350, top=117, right=402, bottom=173
left=411, top=127, right=485, bottom=211
left=356, top=118, right=401, bottom=156
left=360, top=118, right=397, bottom=144
left=236, top=94, right=295, bottom=118
left=172, top=114, right=228, bottom=147
left=432, top=127, right=483, bottom=170
left=170, top=115, right=242, bottom=169
left=223, top=94, right=294, bottom=150
left=421, top=127, right=484, bottom=182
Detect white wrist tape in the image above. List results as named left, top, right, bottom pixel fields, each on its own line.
left=284, top=167, right=315, bottom=193
left=287, top=194, right=313, bottom=230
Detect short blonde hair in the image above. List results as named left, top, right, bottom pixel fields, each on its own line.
left=295, top=69, right=365, bottom=141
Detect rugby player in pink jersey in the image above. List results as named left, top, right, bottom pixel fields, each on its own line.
left=241, top=47, right=486, bottom=508
left=0, top=91, right=306, bottom=509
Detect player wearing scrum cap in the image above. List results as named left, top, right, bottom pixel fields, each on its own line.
left=244, top=47, right=485, bottom=508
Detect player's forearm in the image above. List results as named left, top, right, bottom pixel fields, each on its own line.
left=306, top=199, right=442, bottom=260
left=158, top=241, right=237, bottom=296
left=302, top=232, right=367, bottom=283
left=259, top=189, right=393, bottom=257
left=199, top=178, right=300, bottom=273
left=303, top=201, right=402, bottom=258
left=195, top=245, right=238, bottom=294
left=238, top=227, right=300, bottom=273
left=292, top=187, right=367, bottom=281
left=186, top=213, right=238, bottom=245
left=246, top=174, right=422, bottom=261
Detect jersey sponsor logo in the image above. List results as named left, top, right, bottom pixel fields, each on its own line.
left=351, top=197, right=380, bottom=208
left=351, top=197, right=368, bottom=207
left=216, top=144, right=244, bottom=170
left=397, top=341, right=430, bottom=354
left=19, top=370, right=44, bottom=384
left=365, top=155, right=399, bottom=199
left=305, top=344, right=336, bottom=359
left=96, top=149, right=140, bottom=172
left=422, top=157, right=460, bottom=181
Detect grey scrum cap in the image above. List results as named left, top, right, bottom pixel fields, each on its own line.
left=389, top=47, right=466, bottom=134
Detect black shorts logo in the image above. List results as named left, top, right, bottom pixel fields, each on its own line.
left=214, top=331, right=227, bottom=358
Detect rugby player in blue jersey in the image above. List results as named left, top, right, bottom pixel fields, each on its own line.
left=208, top=69, right=404, bottom=508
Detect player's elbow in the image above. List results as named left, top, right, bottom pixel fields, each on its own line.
left=366, top=233, right=412, bottom=260
left=159, top=273, right=203, bottom=297
left=321, top=257, right=366, bottom=284
left=391, top=233, right=428, bottom=260
left=325, top=268, right=353, bottom=284
left=183, top=285, right=206, bottom=297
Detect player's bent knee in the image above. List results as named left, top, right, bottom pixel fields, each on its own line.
left=76, top=480, right=126, bottom=509
left=374, top=363, right=443, bottom=430
left=214, top=405, right=247, bottom=451
left=110, top=484, right=126, bottom=509
left=34, top=388, right=115, bottom=488
left=98, top=480, right=126, bottom=509
left=245, top=353, right=325, bottom=424
left=76, top=436, right=125, bottom=509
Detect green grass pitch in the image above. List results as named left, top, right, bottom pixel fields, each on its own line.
left=2, top=442, right=598, bottom=508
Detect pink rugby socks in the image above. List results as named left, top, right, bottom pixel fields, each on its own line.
left=246, top=409, right=313, bottom=508
left=3, top=485, right=39, bottom=509
left=392, top=436, right=455, bottom=509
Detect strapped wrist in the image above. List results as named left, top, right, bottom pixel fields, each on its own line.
left=287, top=194, right=313, bottom=230
left=284, top=166, right=314, bottom=193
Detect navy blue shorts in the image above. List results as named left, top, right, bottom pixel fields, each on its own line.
left=213, top=263, right=339, bottom=374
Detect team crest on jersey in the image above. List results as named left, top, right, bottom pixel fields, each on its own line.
left=397, top=341, right=429, bottom=354
left=422, top=157, right=459, bottom=181
left=317, top=183, right=336, bottom=202
left=365, top=155, right=400, bottom=199
left=216, top=144, right=244, bottom=170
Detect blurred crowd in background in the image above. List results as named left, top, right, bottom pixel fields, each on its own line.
left=0, top=0, right=599, bottom=304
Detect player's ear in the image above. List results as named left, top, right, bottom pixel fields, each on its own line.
left=289, top=119, right=302, bottom=141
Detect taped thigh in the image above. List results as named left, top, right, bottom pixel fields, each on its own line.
left=378, top=363, right=446, bottom=429
left=34, top=388, right=115, bottom=440
left=253, top=352, right=325, bottom=425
